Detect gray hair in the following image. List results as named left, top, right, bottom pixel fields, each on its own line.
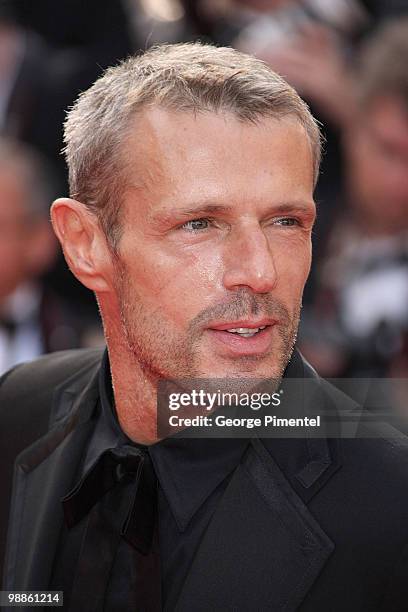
left=63, top=42, right=322, bottom=248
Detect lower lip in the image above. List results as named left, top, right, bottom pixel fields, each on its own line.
left=206, top=326, right=276, bottom=357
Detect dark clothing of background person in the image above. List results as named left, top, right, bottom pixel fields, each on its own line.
left=0, top=285, right=97, bottom=375
left=2, top=348, right=408, bottom=610
left=1, top=0, right=134, bottom=323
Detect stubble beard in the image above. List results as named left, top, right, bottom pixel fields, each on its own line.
left=114, top=262, right=301, bottom=386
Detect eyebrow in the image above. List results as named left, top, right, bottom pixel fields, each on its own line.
left=152, top=201, right=316, bottom=223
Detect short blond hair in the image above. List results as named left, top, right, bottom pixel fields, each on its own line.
left=64, top=42, right=321, bottom=247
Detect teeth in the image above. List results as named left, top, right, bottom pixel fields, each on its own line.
left=226, top=325, right=266, bottom=337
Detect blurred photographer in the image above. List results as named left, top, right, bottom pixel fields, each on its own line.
left=0, top=139, right=85, bottom=373
left=300, top=19, right=408, bottom=377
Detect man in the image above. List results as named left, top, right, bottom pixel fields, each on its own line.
left=300, top=19, right=408, bottom=379
left=0, top=138, right=90, bottom=374
left=1, top=42, right=408, bottom=611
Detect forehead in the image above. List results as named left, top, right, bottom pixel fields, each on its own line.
left=122, top=107, right=315, bottom=212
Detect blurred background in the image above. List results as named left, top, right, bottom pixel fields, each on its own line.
left=1, top=0, right=408, bottom=383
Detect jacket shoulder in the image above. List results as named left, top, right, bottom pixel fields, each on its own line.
left=0, top=348, right=104, bottom=439
left=299, top=353, right=408, bottom=477
left=1, top=346, right=104, bottom=387
left=0, top=348, right=104, bottom=583
left=0, top=347, right=104, bottom=399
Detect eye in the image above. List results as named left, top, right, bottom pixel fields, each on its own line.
left=274, top=217, right=299, bottom=227
left=180, top=218, right=211, bottom=231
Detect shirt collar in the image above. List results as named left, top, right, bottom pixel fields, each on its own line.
left=96, top=347, right=305, bottom=531
left=97, top=350, right=250, bottom=531
left=149, top=436, right=250, bottom=531
left=80, top=351, right=138, bottom=475
left=98, top=349, right=131, bottom=443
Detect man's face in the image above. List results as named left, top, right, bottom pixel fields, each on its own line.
left=345, top=95, right=408, bottom=233
left=111, top=109, right=315, bottom=380
left=0, top=169, right=32, bottom=300
left=0, top=167, right=56, bottom=303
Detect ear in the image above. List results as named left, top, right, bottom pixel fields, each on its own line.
left=50, top=198, right=113, bottom=292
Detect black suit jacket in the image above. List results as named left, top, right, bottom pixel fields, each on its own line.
left=1, top=348, right=408, bottom=611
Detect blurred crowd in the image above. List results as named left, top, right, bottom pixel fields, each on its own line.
left=1, top=0, right=408, bottom=381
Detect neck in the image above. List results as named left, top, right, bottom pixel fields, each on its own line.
left=110, top=348, right=160, bottom=445
left=102, top=307, right=160, bottom=445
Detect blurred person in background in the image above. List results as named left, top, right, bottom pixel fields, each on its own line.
left=300, top=19, right=408, bottom=378
left=185, top=0, right=368, bottom=125
left=0, top=139, right=97, bottom=374
left=0, top=0, right=135, bottom=334
left=0, top=1, right=49, bottom=140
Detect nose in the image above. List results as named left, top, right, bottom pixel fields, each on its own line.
left=222, top=223, right=278, bottom=294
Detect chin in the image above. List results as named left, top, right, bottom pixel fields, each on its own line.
left=197, top=357, right=285, bottom=381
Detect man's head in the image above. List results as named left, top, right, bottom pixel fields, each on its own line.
left=52, top=42, right=319, bottom=385
left=0, top=139, right=56, bottom=302
left=344, top=19, right=408, bottom=233
left=62, top=42, right=320, bottom=249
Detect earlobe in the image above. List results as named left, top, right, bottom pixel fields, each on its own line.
left=50, top=198, right=112, bottom=292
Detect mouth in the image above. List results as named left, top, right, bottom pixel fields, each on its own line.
left=206, top=320, right=278, bottom=356
left=220, top=325, right=267, bottom=338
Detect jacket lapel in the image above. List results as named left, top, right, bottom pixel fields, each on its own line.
left=4, top=348, right=340, bottom=607
left=175, top=438, right=335, bottom=612
left=3, top=366, right=100, bottom=591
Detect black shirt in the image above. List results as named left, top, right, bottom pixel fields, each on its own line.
left=51, top=351, right=250, bottom=611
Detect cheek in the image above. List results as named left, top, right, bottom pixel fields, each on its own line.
left=0, top=240, right=27, bottom=295
left=353, top=156, right=408, bottom=208
left=0, top=238, right=24, bottom=271
left=275, top=240, right=312, bottom=296
left=122, top=232, right=311, bottom=324
left=125, top=245, right=224, bottom=318
left=348, top=141, right=378, bottom=188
